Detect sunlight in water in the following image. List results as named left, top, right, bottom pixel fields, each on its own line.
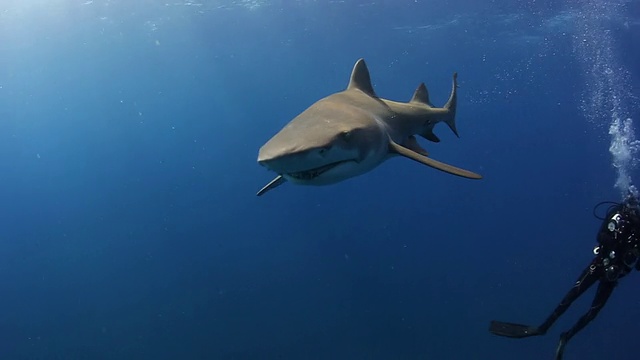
left=574, top=0, right=639, bottom=199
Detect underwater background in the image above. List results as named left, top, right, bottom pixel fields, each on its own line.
left=1, top=0, right=639, bottom=359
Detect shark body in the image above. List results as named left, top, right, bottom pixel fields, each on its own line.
left=256, top=58, right=481, bottom=196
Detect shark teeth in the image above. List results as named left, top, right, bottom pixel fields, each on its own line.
left=287, top=162, right=344, bottom=180
left=288, top=170, right=321, bottom=180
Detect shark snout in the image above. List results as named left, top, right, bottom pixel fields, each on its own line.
left=257, top=143, right=284, bottom=167
left=258, top=145, right=332, bottom=173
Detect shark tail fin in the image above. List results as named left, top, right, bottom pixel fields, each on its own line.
left=443, top=72, right=459, bottom=137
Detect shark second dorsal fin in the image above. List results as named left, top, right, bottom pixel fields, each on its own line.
left=410, top=83, right=433, bottom=106
left=347, top=58, right=377, bottom=97
left=388, top=139, right=482, bottom=180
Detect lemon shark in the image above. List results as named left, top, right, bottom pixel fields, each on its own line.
left=256, top=58, right=481, bottom=196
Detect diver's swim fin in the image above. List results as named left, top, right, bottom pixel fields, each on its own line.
left=489, top=321, right=543, bottom=338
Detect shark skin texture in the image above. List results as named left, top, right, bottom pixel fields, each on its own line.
left=256, top=58, right=482, bottom=196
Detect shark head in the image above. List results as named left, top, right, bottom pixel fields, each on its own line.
left=258, top=99, right=387, bottom=185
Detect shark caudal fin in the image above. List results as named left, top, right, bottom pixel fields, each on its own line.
left=443, top=73, right=459, bottom=137
left=410, top=74, right=459, bottom=141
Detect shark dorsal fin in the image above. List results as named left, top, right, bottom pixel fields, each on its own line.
left=347, top=58, right=376, bottom=97
left=410, top=83, right=432, bottom=106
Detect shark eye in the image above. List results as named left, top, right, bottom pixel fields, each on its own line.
left=318, top=146, right=331, bottom=155
left=341, top=130, right=352, bottom=140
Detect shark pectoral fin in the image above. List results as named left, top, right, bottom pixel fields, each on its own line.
left=404, top=135, right=429, bottom=156
left=257, top=175, right=287, bottom=196
left=389, top=140, right=482, bottom=180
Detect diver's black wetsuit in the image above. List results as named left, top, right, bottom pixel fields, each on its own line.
left=489, top=197, right=640, bottom=360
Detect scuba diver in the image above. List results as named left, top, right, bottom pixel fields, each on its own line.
left=489, top=191, right=640, bottom=360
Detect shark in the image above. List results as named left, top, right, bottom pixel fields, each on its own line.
left=256, top=58, right=482, bottom=196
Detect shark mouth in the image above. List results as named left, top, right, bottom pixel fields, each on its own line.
left=286, top=161, right=350, bottom=180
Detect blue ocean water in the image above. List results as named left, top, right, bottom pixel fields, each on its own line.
left=0, top=0, right=639, bottom=359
